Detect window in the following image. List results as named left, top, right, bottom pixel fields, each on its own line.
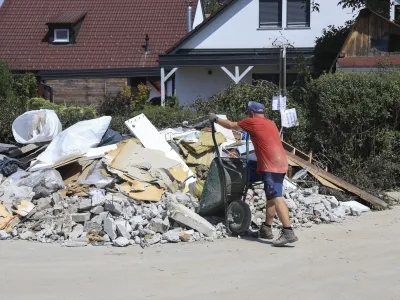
left=54, top=29, right=70, bottom=43
left=287, top=0, right=310, bottom=27
left=259, top=0, right=282, bottom=28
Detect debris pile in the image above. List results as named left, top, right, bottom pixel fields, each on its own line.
left=246, top=181, right=371, bottom=229
left=0, top=110, right=384, bottom=247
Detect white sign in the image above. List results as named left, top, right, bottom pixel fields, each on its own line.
left=281, top=108, right=299, bottom=128
left=272, top=95, right=287, bottom=111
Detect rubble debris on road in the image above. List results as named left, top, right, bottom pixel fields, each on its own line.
left=0, top=110, right=389, bottom=248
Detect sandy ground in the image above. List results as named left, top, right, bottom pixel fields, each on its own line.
left=0, top=207, right=399, bottom=300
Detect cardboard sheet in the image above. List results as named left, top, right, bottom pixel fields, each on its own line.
left=120, top=182, right=164, bottom=202
left=125, top=114, right=195, bottom=185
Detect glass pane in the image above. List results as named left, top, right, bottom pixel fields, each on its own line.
left=259, top=0, right=282, bottom=27
left=287, top=0, right=310, bottom=27
left=55, top=29, right=68, bottom=40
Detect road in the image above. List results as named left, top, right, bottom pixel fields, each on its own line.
left=0, top=207, right=399, bottom=300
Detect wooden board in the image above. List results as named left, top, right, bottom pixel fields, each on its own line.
left=286, top=151, right=388, bottom=208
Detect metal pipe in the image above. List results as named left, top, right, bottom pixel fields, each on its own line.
left=187, top=4, right=193, bottom=32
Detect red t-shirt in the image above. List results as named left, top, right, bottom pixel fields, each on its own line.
left=238, top=117, right=288, bottom=174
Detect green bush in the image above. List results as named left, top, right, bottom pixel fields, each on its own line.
left=133, top=105, right=197, bottom=130
left=307, top=71, right=400, bottom=190
left=28, top=98, right=97, bottom=129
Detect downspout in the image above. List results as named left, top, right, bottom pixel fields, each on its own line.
left=41, top=80, right=54, bottom=103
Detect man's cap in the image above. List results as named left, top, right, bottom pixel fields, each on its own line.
left=245, top=101, right=265, bottom=113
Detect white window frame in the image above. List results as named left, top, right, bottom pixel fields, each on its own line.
left=54, top=29, right=70, bottom=43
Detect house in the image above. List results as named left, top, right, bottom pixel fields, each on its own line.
left=158, top=0, right=356, bottom=106
left=0, top=0, right=203, bottom=104
left=336, top=5, right=400, bottom=72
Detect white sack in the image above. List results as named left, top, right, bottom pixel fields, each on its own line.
left=12, top=109, right=62, bottom=144
left=34, top=116, right=111, bottom=165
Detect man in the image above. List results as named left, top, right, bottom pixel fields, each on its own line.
left=209, top=101, right=298, bottom=246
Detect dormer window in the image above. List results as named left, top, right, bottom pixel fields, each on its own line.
left=54, top=29, right=70, bottom=43
left=46, top=11, right=86, bottom=45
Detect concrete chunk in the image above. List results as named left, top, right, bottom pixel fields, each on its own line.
left=79, top=198, right=92, bottom=211
left=162, top=230, right=180, bottom=243
left=70, top=213, right=91, bottom=223
left=167, top=201, right=216, bottom=237
left=103, top=218, right=117, bottom=240
left=340, top=201, right=370, bottom=213
left=116, top=223, right=130, bottom=239
left=113, top=237, right=129, bottom=247
left=104, top=201, right=123, bottom=215
left=91, top=206, right=105, bottom=215
left=0, top=230, right=10, bottom=240
left=150, top=218, right=170, bottom=233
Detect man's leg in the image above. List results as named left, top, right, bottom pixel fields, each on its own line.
left=272, top=197, right=291, bottom=228
left=260, top=199, right=275, bottom=239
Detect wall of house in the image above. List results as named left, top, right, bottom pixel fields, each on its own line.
left=180, top=0, right=356, bottom=49
left=46, top=78, right=127, bottom=105
left=175, top=65, right=297, bottom=106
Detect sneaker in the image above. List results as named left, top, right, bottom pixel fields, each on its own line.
left=273, top=229, right=298, bottom=246
left=259, top=224, right=274, bottom=239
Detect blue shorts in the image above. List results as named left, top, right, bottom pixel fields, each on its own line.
left=261, top=172, right=285, bottom=200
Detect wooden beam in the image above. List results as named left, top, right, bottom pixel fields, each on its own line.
left=237, top=66, right=254, bottom=82
left=221, top=66, right=237, bottom=83
left=164, top=68, right=178, bottom=81
left=286, top=151, right=388, bottom=208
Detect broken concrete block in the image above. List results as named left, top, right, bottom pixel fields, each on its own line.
left=162, top=230, right=180, bottom=243
left=351, top=206, right=363, bottom=216
left=91, top=190, right=106, bottom=207
left=91, top=211, right=109, bottom=225
left=130, top=215, right=145, bottom=229
left=116, top=223, right=130, bottom=240
left=104, top=201, right=123, bottom=215
left=167, top=201, right=216, bottom=237
left=104, top=218, right=117, bottom=240
left=332, top=206, right=347, bottom=218
left=103, top=234, right=110, bottom=242
left=326, top=196, right=339, bottom=208
left=51, top=192, right=63, bottom=205
left=69, top=224, right=84, bottom=240
left=91, top=206, right=104, bottom=215
left=340, top=201, right=370, bottom=213
left=145, top=233, right=162, bottom=245
left=79, top=198, right=92, bottom=211
left=113, top=236, right=130, bottom=247
left=0, top=230, right=10, bottom=240
left=284, top=197, right=297, bottom=211
left=36, top=197, right=53, bottom=211
left=150, top=218, right=170, bottom=234
left=84, top=221, right=103, bottom=233
left=70, top=213, right=91, bottom=223
left=313, top=203, right=326, bottom=217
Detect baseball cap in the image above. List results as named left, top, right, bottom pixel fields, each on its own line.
left=245, top=101, right=265, bottom=113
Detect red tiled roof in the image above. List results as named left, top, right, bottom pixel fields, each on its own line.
left=337, top=56, right=400, bottom=67
left=47, top=11, right=87, bottom=24
left=0, top=0, right=196, bottom=71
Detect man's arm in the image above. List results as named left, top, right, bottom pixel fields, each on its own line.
left=209, top=113, right=242, bottom=131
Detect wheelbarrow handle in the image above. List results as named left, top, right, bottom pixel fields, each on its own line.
left=211, top=121, right=220, bottom=158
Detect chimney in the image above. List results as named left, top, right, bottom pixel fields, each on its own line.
left=187, top=0, right=193, bottom=32
left=144, top=34, right=150, bottom=54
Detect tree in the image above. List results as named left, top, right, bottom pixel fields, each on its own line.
left=313, top=20, right=354, bottom=74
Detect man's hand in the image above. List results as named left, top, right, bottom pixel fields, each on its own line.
left=209, top=113, right=218, bottom=123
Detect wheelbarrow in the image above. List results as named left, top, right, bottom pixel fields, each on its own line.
left=197, top=121, right=252, bottom=235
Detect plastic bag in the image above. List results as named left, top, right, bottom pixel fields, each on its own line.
left=12, top=110, right=62, bottom=144
left=97, top=129, right=123, bottom=147
left=35, top=116, right=111, bottom=165
left=17, top=168, right=64, bottom=199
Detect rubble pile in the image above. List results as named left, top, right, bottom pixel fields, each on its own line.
left=0, top=110, right=375, bottom=248
left=246, top=183, right=370, bottom=229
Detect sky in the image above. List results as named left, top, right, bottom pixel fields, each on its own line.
left=0, top=0, right=3, bottom=7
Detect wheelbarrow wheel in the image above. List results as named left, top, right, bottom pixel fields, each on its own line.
left=227, top=200, right=252, bottom=235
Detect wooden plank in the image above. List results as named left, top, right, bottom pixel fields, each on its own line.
left=286, top=151, right=388, bottom=208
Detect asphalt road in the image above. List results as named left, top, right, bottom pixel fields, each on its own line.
left=0, top=207, right=399, bottom=300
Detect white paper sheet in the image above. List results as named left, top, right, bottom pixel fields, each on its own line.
left=281, top=108, right=299, bottom=128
